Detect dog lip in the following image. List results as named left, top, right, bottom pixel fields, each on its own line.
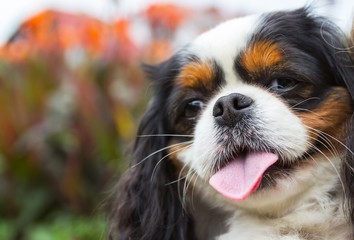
left=258, top=146, right=319, bottom=190
left=209, top=152, right=278, bottom=201
left=212, top=133, right=317, bottom=182
left=213, top=145, right=296, bottom=190
left=215, top=148, right=275, bottom=172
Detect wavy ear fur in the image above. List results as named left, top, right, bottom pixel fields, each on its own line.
left=313, top=14, right=354, bottom=237
left=341, top=21, right=354, bottom=237
left=109, top=56, right=195, bottom=240
left=314, top=13, right=354, bottom=238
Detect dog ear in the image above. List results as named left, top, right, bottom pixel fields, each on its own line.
left=108, top=57, right=195, bottom=240
left=314, top=16, right=354, bottom=99
left=319, top=17, right=354, bottom=236
left=341, top=20, right=354, bottom=237
left=304, top=13, right=354, bottom=234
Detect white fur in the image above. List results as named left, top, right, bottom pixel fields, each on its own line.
left=175, top=14, right=350, bottom=239
left=188, top=14, right=259, bottom=82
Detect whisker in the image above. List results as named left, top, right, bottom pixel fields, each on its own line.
left=177, top=163, right=190, bottom=209
left=137, top=134, right=194, bottom=138
left=189, top=171, right=199, bottom=210
left=302, top=149, right=319, bottom=167
left=308, top=142, right=346, bottom=196
left=180, top=168, right=195, bottom=210
left=306, top=126, right=354, bottom=157
left=151, top=144, right=192, bottom=181
left=165, top=175, right=187, bottom=186
left=290, top=97, right=320, bottom=108
left=131, top=141, right=193, bottom=168
left=291, top=108, right=322, bottom=117
left=182, top=170, right=198, bottom=209
left=306, top=132, right=339, bottom=159
left=307, top=127, right=354, bottom=173
left=312, top=131, right=340, bottom=159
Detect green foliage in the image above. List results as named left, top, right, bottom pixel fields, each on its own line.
left=0, top=220, right=16, bottom=240
left=27, top=214, right=106, bottom=240
left=0, top=213, right=106, bottom=240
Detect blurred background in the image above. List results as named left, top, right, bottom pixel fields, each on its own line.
left=0, top=0, right=353, bottom=239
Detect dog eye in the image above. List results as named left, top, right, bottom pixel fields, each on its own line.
left=184, top=100, right=204, bottom=119
left=269, top=78, right=298, bottom=92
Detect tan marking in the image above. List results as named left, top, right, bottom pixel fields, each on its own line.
left=167, top=141, right=197, bottom=193
left=167, top=141, right=191, bottom=173
left=242, top=41, right=283, bottom=73
left=296, top=87, right=352, bottom=151
left=177, top=62, right=214, bottom=88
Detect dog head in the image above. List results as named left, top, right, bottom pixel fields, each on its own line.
left=109, top=8, right=354, bottom=240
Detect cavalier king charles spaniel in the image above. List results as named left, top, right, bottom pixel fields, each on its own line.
left=109, top=8, right=354, bottom=240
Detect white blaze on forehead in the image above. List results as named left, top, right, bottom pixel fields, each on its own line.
left=188, top=14, right=260, bottom=83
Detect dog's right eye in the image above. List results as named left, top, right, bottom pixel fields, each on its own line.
left=184, top=100, right=204, bottom=119
left=268, top=78, right=298, bottom=93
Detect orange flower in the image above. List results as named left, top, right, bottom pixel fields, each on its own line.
left=0, top=10, right=137, bottom=61
left=144, top=3, right=189, bottom=31
left=112, top=19, right=138, bottom=61
left=144, top=40, right=172, bottom=63
left=22, top=10, right=57, bottom=50
left=0, top=40, right=30, bottom=62
left=113, top=19, right=132, bottom=46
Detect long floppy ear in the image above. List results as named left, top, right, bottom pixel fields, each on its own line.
left=341, top=21, right=354, bottom=236
left=319, top=16, right=354, bottom=235
left=108, top=57, right=195, bottom=240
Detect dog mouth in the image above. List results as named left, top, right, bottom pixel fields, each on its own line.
left=208, top=145, right=314, bottom=201
left=209, top=151, right=278, bottom=201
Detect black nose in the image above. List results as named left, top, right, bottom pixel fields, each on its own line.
left=213, top=93, right=254, bottom=127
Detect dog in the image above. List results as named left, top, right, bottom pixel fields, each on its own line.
left=109, top=8, right=354, bottom=240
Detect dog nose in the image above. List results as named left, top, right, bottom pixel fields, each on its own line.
left=213, top=93, right=254, bottom=127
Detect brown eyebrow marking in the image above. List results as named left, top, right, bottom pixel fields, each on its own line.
left=296, top=87, right=352, bottom=146
left=177, top=62, right=214, bottom=88
left=241, top=41, right=283, bottom=73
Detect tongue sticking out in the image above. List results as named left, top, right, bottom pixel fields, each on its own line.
left=209, top=152, right=278, bottom=201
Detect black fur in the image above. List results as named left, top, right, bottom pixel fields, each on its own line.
left=108, top=56, right=196, bottom=240
left=109, top=8, right=354, bottom=239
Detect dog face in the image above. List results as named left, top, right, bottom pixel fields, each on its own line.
left=167, top=10, right=352, bottom=209
left=110, top=8, right=354, bottom=240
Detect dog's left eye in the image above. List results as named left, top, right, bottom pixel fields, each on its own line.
left=269, top=78, right=298, bottom=92
left=184, top=100, right=204, bottom=119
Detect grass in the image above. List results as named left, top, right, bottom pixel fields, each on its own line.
left=0, top=213, right=107, bottom=240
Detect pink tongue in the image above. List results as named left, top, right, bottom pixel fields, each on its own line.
left=209, top=152, right=278, bottom=201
